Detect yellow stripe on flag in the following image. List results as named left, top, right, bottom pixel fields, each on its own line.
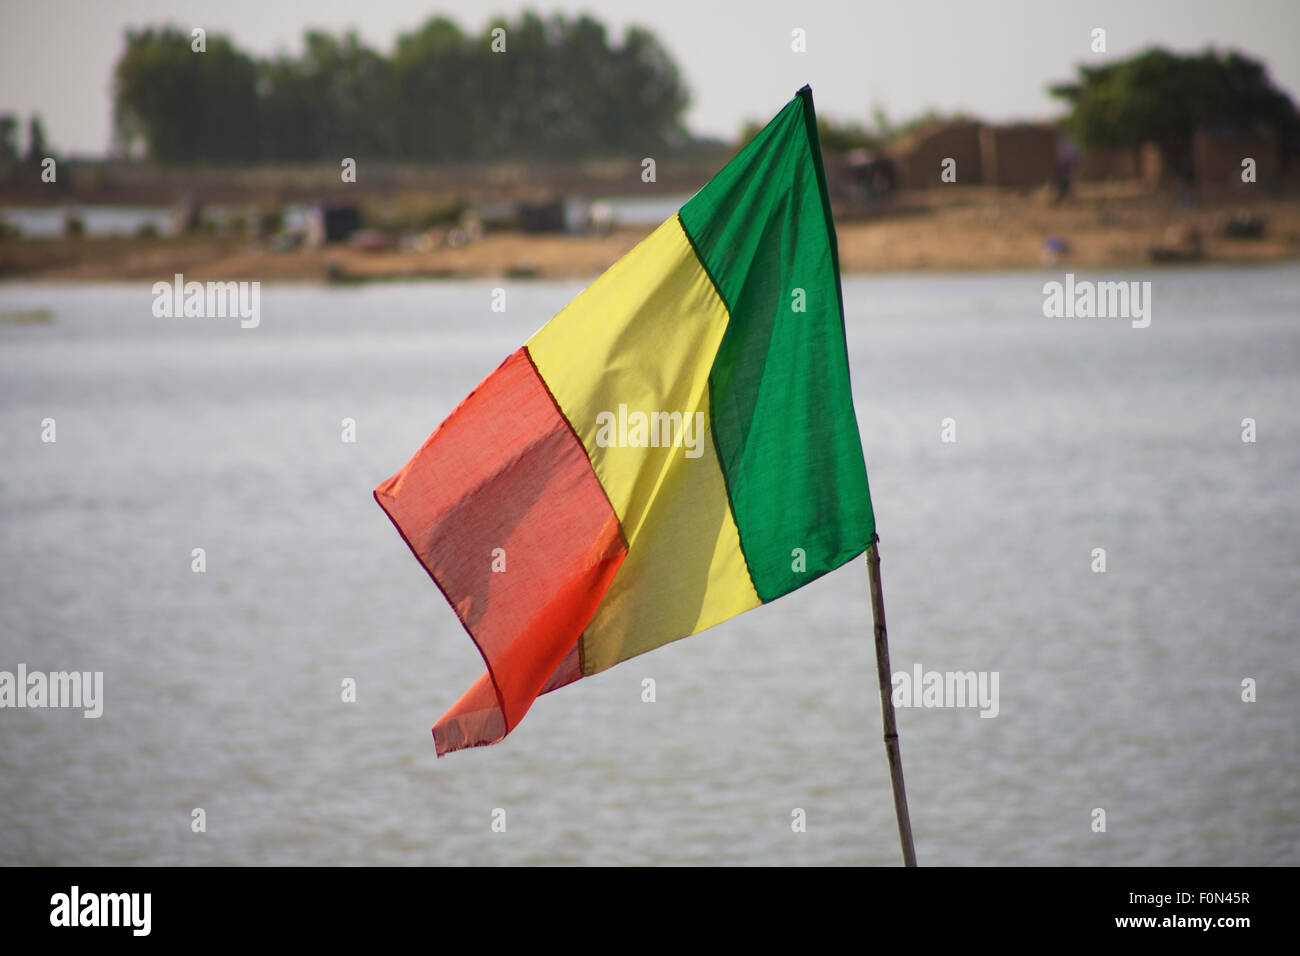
left=580, top=384, right=760, bottom=672
left=526, top=215, right=760, bottom=672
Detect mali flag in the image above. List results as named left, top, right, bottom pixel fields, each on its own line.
left=376, top=86, right=876, bottom=755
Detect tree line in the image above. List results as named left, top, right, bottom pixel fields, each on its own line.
left=85, top=34, right=1300, bottom=175
left=112, top=12, right=691, bottom=164
left=0, top=116, right=49, bottom=166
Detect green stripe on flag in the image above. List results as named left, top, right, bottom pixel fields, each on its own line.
left=679, top=87, right=875, bottom=602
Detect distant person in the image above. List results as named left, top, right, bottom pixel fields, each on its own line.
left=1055, top=136, right=1081, bottom=200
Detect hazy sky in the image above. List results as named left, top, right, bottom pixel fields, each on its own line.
left=2, top=0, right=1298, bottom=156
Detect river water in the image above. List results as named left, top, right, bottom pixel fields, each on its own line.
left=1, top=264, right=1297, bottom=865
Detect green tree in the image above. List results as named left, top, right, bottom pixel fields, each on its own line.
left=255, top=53, right=324, bottom=161
left=0, top=115, right=18, bottom=166
left=1050, top=47, right=1300, bottom=178
left=391, top=17, right=473, bottom=161
left=24, top=115, right=48, bottom=165
left=291, top=31, right=394, bottom=159
left=114, top=27, right=260, bottom=162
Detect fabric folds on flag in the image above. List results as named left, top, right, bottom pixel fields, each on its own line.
left=375, top=85, right=876, bottom=755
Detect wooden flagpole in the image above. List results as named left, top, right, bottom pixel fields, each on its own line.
left=866, top=541, right=917, bottom=866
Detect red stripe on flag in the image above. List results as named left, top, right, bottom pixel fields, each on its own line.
left=374, top=347, right=626, bottom=755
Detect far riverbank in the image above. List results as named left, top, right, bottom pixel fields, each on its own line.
left=3, top=186, right=1298, bottom=282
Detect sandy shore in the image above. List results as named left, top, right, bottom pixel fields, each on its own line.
left=4, top=186, right=1299, bottom=282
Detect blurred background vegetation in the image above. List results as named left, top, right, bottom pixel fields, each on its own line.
left=0, top=8, right=1293, bottom=176
left=1050, top=47, right=1300, bottom=177
left=109, top=11, right=691, bottom=163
